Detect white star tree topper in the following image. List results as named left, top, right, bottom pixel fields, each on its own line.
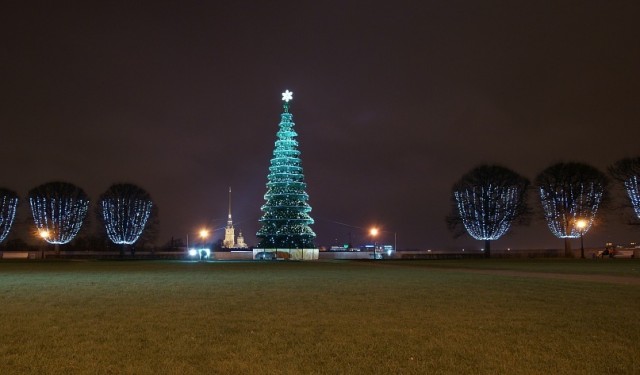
left=282, top=90, right=293, bottom=102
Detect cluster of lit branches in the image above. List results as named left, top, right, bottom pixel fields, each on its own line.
left=0, top=188, right=19, bottom=243
left=609, top=157, right=640, bottom=220
left=536, top=163, right=606, bottom=239
left=100, top=184, right=153, bottom=245
left=257, top=95, right=315, bottom=248
left=539, top=183, right=603, bottom=238
left=451, top=165, right=529, bottom=242
left=455, top=185, right=521, bottom=241
left=624, top=176, right=640, bottom=219
left=29, top=182, right=89, bottom=244
left=449, top=165, right=529, bottom=258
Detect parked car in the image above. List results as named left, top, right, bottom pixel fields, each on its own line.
left=255, top=252, right=275, bottom=260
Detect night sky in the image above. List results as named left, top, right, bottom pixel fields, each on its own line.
left=2, top=1, right=640, bottom=250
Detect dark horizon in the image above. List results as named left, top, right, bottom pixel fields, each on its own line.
left=2, top=1, right=640, bottom=250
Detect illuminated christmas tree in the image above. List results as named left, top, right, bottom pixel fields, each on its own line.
left=0, top=188, right=19, bottom=243
left=257, top=90, right=316, bottom=248
left=99, top=183, right=153, bottom=247
left=29, top=181, right=89, bottom=247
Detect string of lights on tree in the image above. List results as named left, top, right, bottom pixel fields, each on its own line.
left=0, top=188, right=19, bottom=243
left=99, top=183, right=153, bottom=245
left=609, top=157, right=640, bottom=220
left=536, top=162, right=607, bottom=240
left=454, top=185, right=521, bottom=241
left=624, top=176, right=640, bottom=219
left=539, top=183, right=603, bottom=238
left=29, top=182, right=89, bottom=245
left=257, top=90, right=316, bottom=248
left=450, top=165, right=529, bottom=258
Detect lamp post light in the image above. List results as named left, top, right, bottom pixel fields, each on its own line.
left=576, top=219, right=587, bottom=259
left=199, top=229, right=209, bottom=260
left=199, top=229, right=209, bottom=245
left=38, top=229, right=49, bottom=259
left=369, top=227, right=398, bottom=259
left=369, top=227, right=379, bottom=260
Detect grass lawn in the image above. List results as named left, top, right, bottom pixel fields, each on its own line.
left=0, top=259, right=638, bottom=374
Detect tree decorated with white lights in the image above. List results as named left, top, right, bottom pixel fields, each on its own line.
left=0, top=188, right=19, bottom=244
left=609, top=157, right=640, bottom=221
left=449, top=165, right=530, bottom=258
left=29, top=181, right=89, bottom=250
left=99, top=183, right=154, bottom=253
left=535, top=162, right=607, bottom=257
left=257, top=90, right=316, bottom=248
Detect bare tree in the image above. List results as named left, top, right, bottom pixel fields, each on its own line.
left=0, top=188, right=19, bottom=244
left=535, top=162, right=608, bottom=257
left=609, top=157, right=640, bottom=222
left=449, top=165, right=530, bottom=258
left=29, top=182, right=90, bottom=253
left=99, top=183, right=154, bottom=256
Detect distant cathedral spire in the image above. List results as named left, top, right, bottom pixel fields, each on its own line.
left=223, top=187, right=235, bottom=248
left=227, top=187, right=232, bottom=224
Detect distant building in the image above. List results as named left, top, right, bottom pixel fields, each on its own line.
left=222, top=187, right=248, bottom=249
left=235, top=230, right=248, bottom=248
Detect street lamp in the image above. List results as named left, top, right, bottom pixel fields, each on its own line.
left=369, top=227, right=378, bottom=259
left=576, top=219, right=587, bottom=259
left=199, top=229, right=210, bottom=260
left=38, top=229, right=50, bottom=259
left=39, top=229, right=50, bottom=240
left=369, top=227, right=398, bottom=259
left=199, top=229, right=209, bottom=246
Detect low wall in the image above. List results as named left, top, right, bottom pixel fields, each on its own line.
left=212, top=251, right=253, bottom=261
left=319, top=251, right=371, bottom=260
left=3, top=248, right=636, bottom=261
left=1, top=252, right=34, bottom=259
left=253, top=248, right=319, bottom=260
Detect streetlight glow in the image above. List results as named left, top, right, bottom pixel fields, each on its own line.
left=39, top=229, right=50, bottom=239
left=575, top=219, right=588, bottom=259
left=199, top=229, right=209, bottom=240
left=370, top=227, right=379, bottom=237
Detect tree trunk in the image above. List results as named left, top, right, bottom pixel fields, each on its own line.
left=564, top=238, right=573, bottom=258
left=484, top=239, right=491, bottom=258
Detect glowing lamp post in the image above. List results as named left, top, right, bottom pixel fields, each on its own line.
left=198, top=229, right=210, bottom=260
left=576, top=219, right=587, bottom=259
left=38, top=229, right=50, bottom=259
left=39, top=229, right=50, bottom=240
left=369, top=227, right=397, bottom=259
left=199, top=229, right=209, bottom=246
left=370, top=227, right=379, bottom=259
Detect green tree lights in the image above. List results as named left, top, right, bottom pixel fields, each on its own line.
left=257, top=90, right=316, bottom=248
